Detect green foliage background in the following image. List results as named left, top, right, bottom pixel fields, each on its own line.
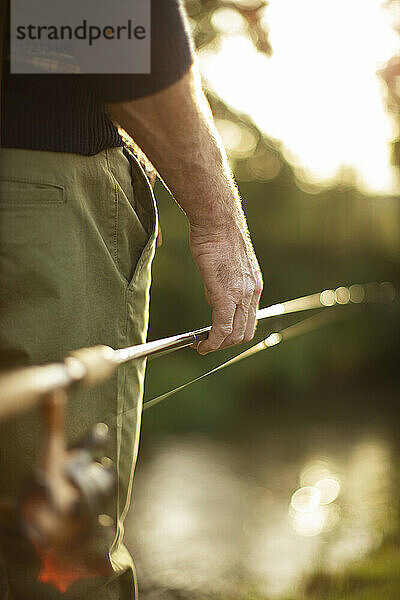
left=143, top=170, right=399, bottom=436
left=141, top=0, right=400, bottom=438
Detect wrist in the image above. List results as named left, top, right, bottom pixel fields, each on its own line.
left=180, top=175, right=243, bottom=230
left=189, top=203, right=250, bottom=248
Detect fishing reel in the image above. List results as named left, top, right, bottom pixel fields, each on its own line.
left=18, top=390, right=116, bottom=564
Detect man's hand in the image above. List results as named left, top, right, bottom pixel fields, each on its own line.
left=190, top=217, right=262, bottom=354
left=107, top=66, right=263, bottom=353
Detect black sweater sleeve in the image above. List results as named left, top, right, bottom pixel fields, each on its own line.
left=3, top=0, right=194, bottom=102
left=1, top=0, right=195, bottom=154
left=96, top=0, right=195, bottom=102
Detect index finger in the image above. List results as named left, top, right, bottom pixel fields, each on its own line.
left=197, top=299, right=236, bottom=355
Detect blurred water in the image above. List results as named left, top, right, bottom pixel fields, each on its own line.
left=126, top=424, right=396, bottom=599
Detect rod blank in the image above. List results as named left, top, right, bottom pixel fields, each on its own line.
left=0, top=282, right=395, bottom=421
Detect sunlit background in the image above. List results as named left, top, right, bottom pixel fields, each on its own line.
left=128, top=434, right=394, bottom=598
left=126, top=1, right=400, bottom=599
left=200, top=0, right=399, bottom=195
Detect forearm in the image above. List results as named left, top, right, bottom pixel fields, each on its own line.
left=107, top=65, right=263, bottom=354
left=106, top=65, right=244, bottom=229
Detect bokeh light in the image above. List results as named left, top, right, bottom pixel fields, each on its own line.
left=335, top=286, right=351, bottom=305
left=263, top=332, right=282, bottom=347
left=215, top=119, right=257, bottom=158
left=320, top=290, right=336, bottom=306
left=315, top=477, right=341, bottom=505
left=291, top=486, right=321, bottom=512
left=290, top=460, right=342, bottom=537
left=349, top=284, right=366, bottom=303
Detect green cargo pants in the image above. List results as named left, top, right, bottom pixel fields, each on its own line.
left=0, top=146, right=158, bottom=599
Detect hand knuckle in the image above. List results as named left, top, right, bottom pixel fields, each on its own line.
left=216, top=324, right=233, bottom=336
left=229, top=287, right=243, bottom=302
left=246, top=282, right=255, bottom=297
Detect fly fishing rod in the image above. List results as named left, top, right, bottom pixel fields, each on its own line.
left=0, top=282, right=395, bottom=421
left=141, top=309, right=339, bottom=411
left=0, top=281, right=395, bottom=570
left=113, top=282, right=390, bottom=363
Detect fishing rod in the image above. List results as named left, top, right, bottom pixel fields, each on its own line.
left=0, top=281, right=395, bottom=577
left=137, top=281, right=394, bottom=410
left=113, top=282, right=389, bottom=364
left=142, top=309, right=339, bottom=411
left=0, top=281, right=395, bottom=421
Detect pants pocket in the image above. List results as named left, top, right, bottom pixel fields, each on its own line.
left=105, top=147, right=158, bottom=289
left=114, top=176, right=149, bottom=285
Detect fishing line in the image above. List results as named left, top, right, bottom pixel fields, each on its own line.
left=0, top=282, right=395, bottom=424
left=105, top=282, right=396, bottom=421
left=112, top=309, right=341, bottom=419
left=142, top=311, right=338, bottom=411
